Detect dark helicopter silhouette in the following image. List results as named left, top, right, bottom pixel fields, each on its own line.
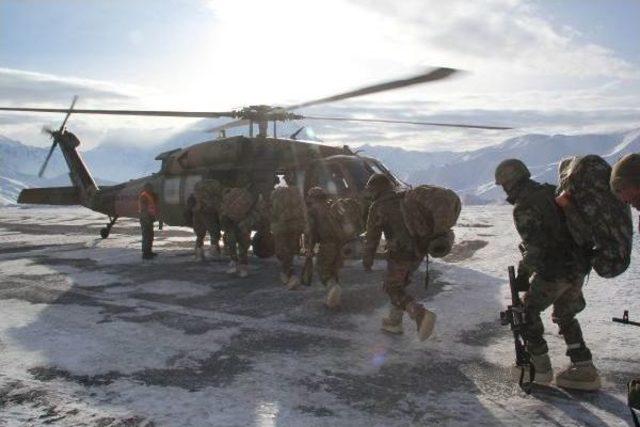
left=0, top=67, right=510, bottom=243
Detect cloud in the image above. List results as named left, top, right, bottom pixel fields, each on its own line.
left=0, top=68, right=136, bottom=104
left=350, top=0, right=638, bottom=79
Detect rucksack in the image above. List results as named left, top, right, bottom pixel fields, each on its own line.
left=270, top=186, right=306, bottom=233
left=329, top=197, right=364, bottom=242
left=195, top=179, right=222, bottom=211
left=402, top=185, right=461, bottom=255
left=221, top=187, right=255, bottom=222
left=557, top=155, right=633, bottom=278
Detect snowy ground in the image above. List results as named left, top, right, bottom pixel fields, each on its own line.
left=0, top=205, right=638, bottom=426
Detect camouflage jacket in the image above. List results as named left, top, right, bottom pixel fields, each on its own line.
left=306, top=200, right=340, bottom=246
left=364, top=189, right=420, bottom=265
left=270, top=186, right=306, bottom=235
left=511, top=180, right=591, bottom=281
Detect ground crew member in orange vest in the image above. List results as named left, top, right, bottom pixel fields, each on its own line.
left=139, top=182, right=159, bottom=260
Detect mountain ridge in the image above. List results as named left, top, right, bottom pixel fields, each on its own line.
left=2, top=127, right=639, bottom=205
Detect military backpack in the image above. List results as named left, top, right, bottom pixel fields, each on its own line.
left=329, top=197, right=364, bottom=242
left=195, top=179, right=222, bottom=211
left=270, top=186, right=306, bottom=234
left=401, top=185, right=461, bottom=256
left=221, top=187, right=255, bottom=222
left=557, top=155, right=633, bottom=278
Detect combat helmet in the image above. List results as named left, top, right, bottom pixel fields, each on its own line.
left=611, top=153, right=640, bottom=193
left=307, top=186, right=328, bottom=200
left=494, top=159, right=530, bottom=190
left=365, top=173, right=393, bottom=198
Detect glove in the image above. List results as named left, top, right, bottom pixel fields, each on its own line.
left=629, top=379, right=640, bottom=410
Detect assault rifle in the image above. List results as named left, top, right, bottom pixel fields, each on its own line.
left=500, top=265, right=535, bottom=394
left=613, top=310, right=640, bottom=327
left=612, top=311, right=640, bottom=427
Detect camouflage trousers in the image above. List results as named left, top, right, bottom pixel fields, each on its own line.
left=274, top=230, right=301, bottom=275
left=317, top=241, right=343, bottom=285
left=139, top=215, right=155, bottom=256
left=383, top=258, right=422, bottom=310
left=222, top=220, right=251, bottom=265
left=524, top=273, right=592, bottom=363
left=193, top=208, right=221, bottom=250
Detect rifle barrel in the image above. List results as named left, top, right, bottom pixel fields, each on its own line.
left=508, top=266, right=520, bottom=305
left=612, top=318, right=640, bottom=327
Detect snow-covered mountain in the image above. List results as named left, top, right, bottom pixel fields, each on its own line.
left=0, top=135, right=115, bottom=205
left=2, top=128, right=639, bottom=205
left=407, top=128, right=640, bottom=203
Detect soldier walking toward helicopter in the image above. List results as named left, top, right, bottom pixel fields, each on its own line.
left=362, top=174, right=436, bottom=341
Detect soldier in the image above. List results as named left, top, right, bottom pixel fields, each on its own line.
left=220, top=179, right=263, bottom=278
left=305, top=186, right=343, bottom=308
left=138, top=182, right=159, bottom=260
left=495, top=159, right=600, bottom=390
left=362, top=174, right=436, bottom=341
left=193, top=179, right=223, bottom=261
left=610, top=153, right=640, bottom=412
left=271, top=171, right=306, bottom=289
left=611, top=153, right=640, bottom=211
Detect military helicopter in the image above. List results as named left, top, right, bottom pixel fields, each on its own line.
left=0, top=67, right=509, bottom=247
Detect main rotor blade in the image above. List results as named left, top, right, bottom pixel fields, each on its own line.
left=0, top=107, right=238, bottom=119
left=59, top=95, right=78, bottom=131
left=206, top=119, right=250, bottom=133
left=302, top=115, right=512, bottom=130
left=286, top=67, right=460, bottom=111
left=38, top=140, right=58, bottom=178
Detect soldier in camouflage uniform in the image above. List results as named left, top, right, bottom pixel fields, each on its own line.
left=495, top=159, right=600, bottom=390
left=193, top=179, right=222, bottom=261
left=271, top=171, right=306, bottom=290
left=363, top=174, right=436, bottom=341
left=610, top=153, right=640, bottom=411
left=221, top=178, right=263, bottom=278
left=305, top=187, right=343, bottom=308
left=611, top=153, right=640, bottom=212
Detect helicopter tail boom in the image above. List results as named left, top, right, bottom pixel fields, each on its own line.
left=18, top=186, right=81, bottom=206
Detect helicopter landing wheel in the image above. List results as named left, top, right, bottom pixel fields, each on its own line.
left=100, top=215, right=118, bottom=239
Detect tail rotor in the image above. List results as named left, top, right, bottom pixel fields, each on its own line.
left=37, top=96, right=78, bottom=178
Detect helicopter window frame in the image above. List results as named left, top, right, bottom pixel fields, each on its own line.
left=163, top=177, right=182, bottom=205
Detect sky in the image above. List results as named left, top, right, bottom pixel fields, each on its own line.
left=0, top=0, right=639, bottom=151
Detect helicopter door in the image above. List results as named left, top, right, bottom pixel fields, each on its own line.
left=183, top=175, right=202, bottom=204
left=159, top=176, right=182, bottom=226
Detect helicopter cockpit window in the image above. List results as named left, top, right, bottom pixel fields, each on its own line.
left=343, top=160, right=372, bottom=191
left=315, top=164, right=348, bottom=195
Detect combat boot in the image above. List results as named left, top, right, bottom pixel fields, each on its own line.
left=286, top=274, right=300, bottom=290
left=510, top=353, right=553, bottom=384
left=280, top=272, right=289, bottom=285
left=406, top=302, right=436, bottom=341
left=226, top=261, right=238, bottom=275
left=555, top=360, right=601, bottom=391
left=381, top=306, right=404, bottom=335
left=194, top=247, right=205, bottom=261
left=238, top=264, right=249, bottom=278
left=326, top=281, right=342, bottom=309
